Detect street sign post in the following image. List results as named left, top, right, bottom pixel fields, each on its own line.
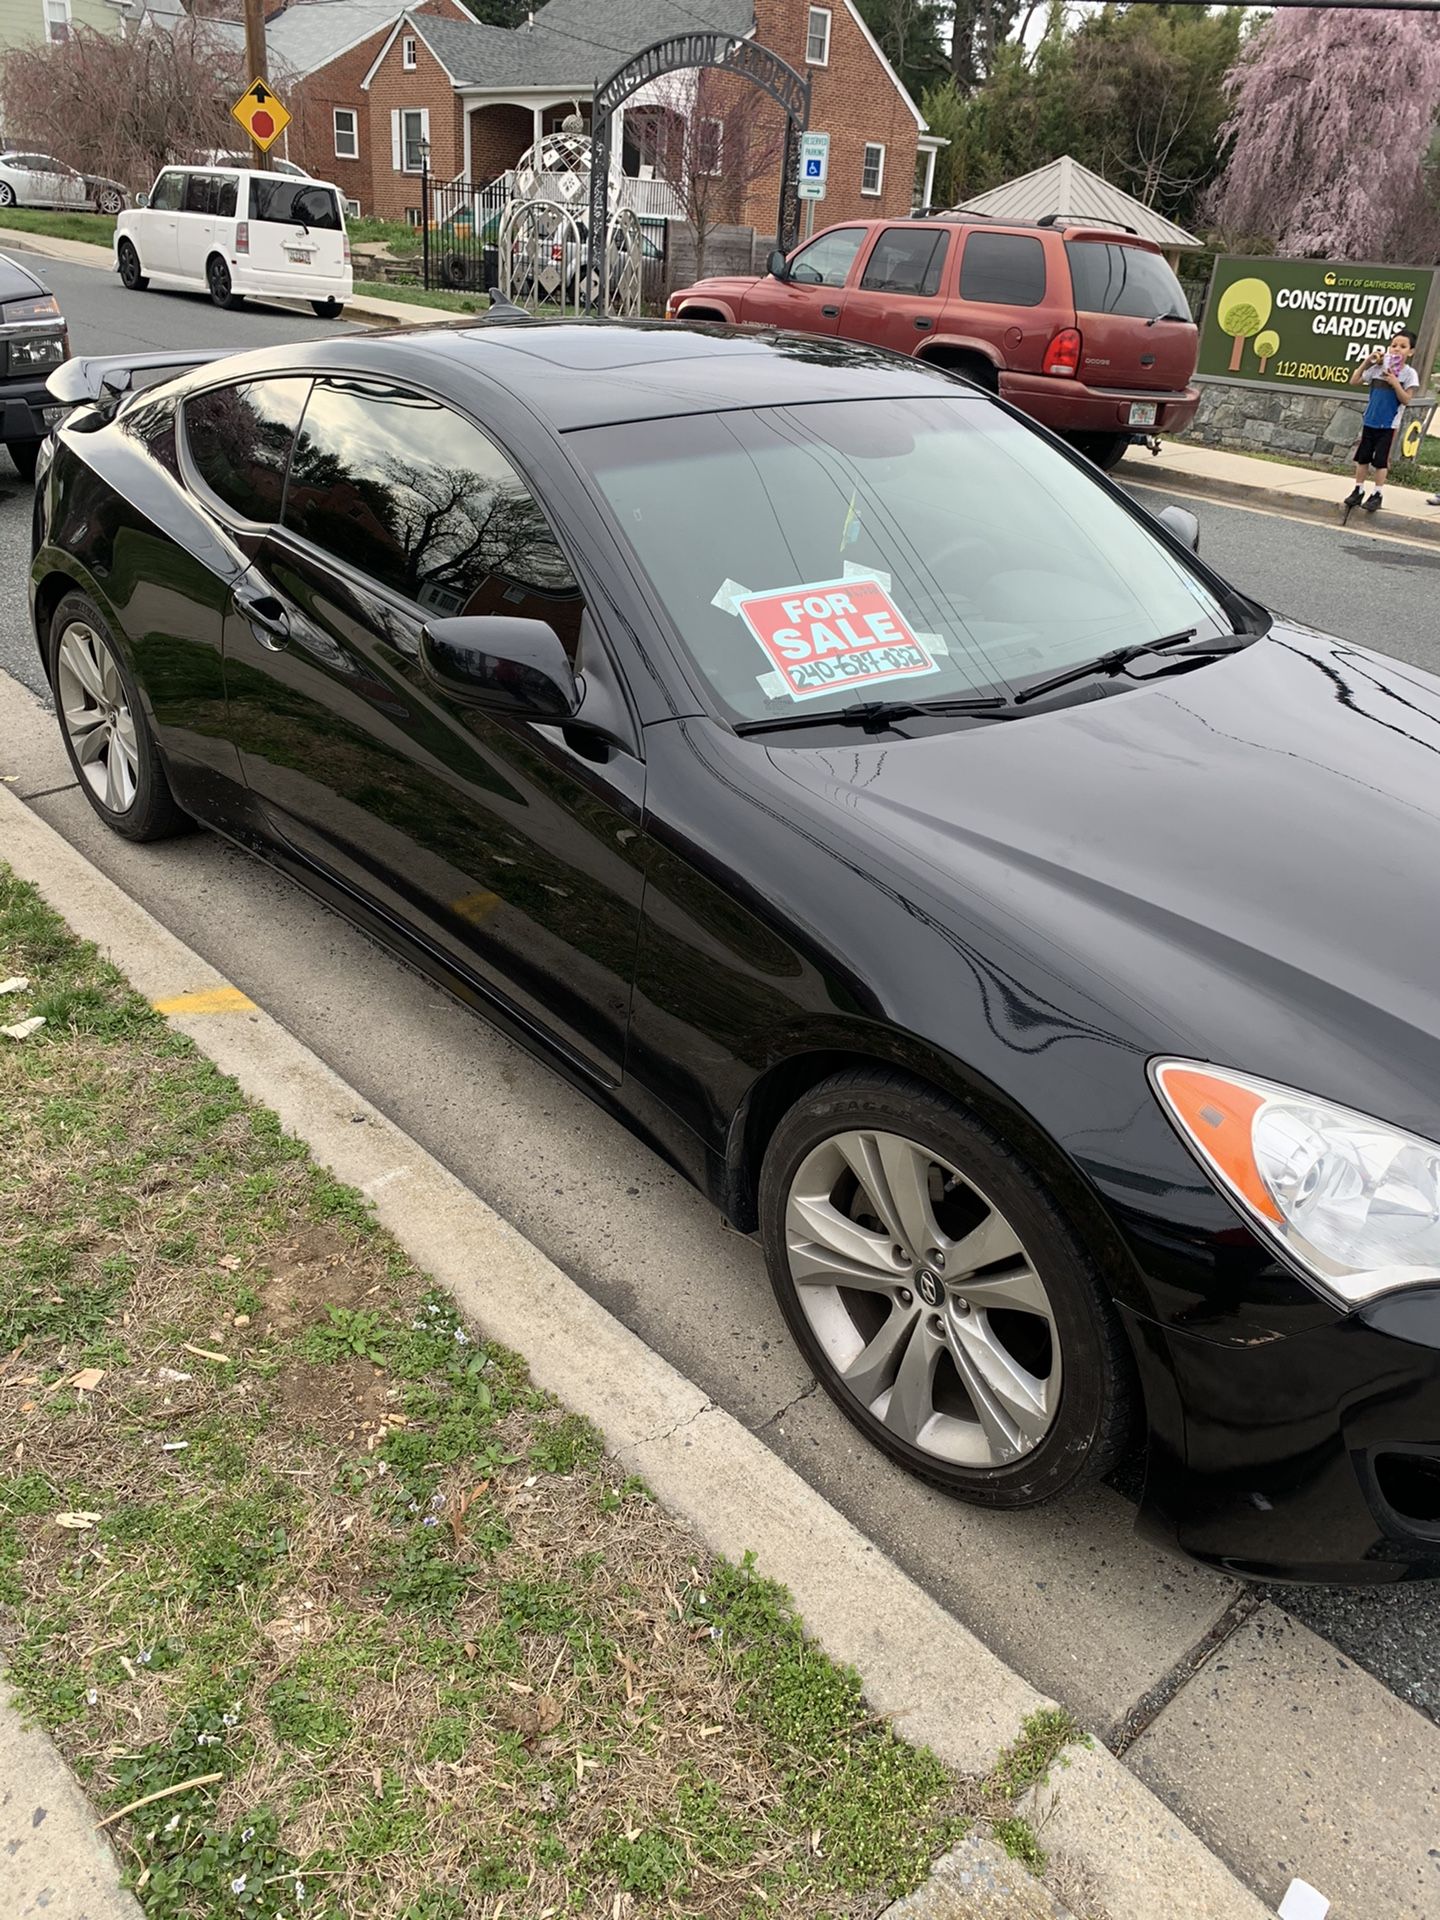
left=798, top=130, right=829, bottom=202
left=231, top=79, right=291, bottom=154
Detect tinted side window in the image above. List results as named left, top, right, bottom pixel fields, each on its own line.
left=861, top=227, right=950, bottom=297
left=1065, top=241, right=1189, bottom=320
left=184, top=378, right=311, bottom=523
left=958, top=232, right=1046, bottom=308
left=789, top=226, right=865, bottom=288
left=182, top=173, right=222, bottom=216
left=249, top=179, right=341, bottom=230
left=149, top=171, right=184, bottom=212
left=283, top=380, right=583, bottom=653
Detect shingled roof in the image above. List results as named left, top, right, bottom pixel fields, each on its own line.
left=409, top=0, right=755, bottom=89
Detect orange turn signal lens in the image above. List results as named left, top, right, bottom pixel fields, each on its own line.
left=1152, top=1061, right=1282, bottom=1223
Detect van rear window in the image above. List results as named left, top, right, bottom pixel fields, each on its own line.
left=1065, top=242, right=1189, bottom=321
left=248, top=180, right=341, bottom=230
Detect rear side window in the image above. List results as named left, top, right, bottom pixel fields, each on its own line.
left=959, top=232, right=1046, bottom=308
left=1065, top=241, right=1190, bottom=321
left=149, top=171, right=184, bottom=212
left=183, top=377, right=311, bottom=523
left=861, top=227, right=950, bottom=297
left=248, top=179, right=341, bottom=230
left=283, top=378, right=583, bottom=648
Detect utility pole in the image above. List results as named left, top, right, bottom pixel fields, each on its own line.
left=243, top=0, right=272, bottom=171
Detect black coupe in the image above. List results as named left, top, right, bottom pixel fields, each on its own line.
left=31, top=321, right=1440, bottom=1582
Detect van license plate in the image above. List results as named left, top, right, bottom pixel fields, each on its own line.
left=285, top=248, right=313, bottom=263
left=1128, top=402, right=1158, bottom=427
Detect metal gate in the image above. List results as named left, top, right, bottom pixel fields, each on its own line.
left=421, top=170, right=645, bottom=316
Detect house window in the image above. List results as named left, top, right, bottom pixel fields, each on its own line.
left=344, top=197, right=361, bottom=218
left=333, top=109, right=359, bottom=161
left=43, top=0, right=71, bottom=41
left=402, top=34, right=417, bottom=69
left=805, top=6, right=830, bottom=65
left=393, top=107, right=430, bottom=173
left=697, top=117, right=722, bottom=178
left=861, top=142, right=885, bottom=196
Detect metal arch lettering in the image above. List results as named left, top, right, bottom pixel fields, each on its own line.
left=587, top=31, right=811, bottom=316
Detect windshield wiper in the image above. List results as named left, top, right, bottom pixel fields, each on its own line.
left=733, top=695, right=1009, bottom=736
left=1012, top=630, right=1206, bottom=706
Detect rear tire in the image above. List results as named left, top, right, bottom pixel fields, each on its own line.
left=48, top=593, right=188, bottom=842
left=117, top=239, right=148, bottom=292
left=7, top=441, right=39, bottom=482
left=758, top=1069, right=1136, bottom=1509
left=311, top=298, right=344, bottom=319
left=96, top=187, right=125, bottom=216
left=0, top=183, right=14, bottom=209
left=925, top=351, right=999, bottom=394
left=1070, top=432, right=1131, bottom=472
left=207, top=254, right=240, bottom=310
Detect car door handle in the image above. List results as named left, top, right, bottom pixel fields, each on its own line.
left=822, top=304, right=840, bottom=317
left=914, top=316, right=934, bottom=330
left=234, top=586, right=290, bottom=650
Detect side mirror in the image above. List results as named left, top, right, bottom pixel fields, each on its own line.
left=1155, top=503, right=1200, bottom=554
left=767, top=247, right=791, bottom=281
left=134, top=191, right=149, bottom=208
left=420, top=614, right=579, bottom=719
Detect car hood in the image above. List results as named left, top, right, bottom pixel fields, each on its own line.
left=758, top=626, right=1440, bottom=1126
left=678, top=273, right=761, bottom=303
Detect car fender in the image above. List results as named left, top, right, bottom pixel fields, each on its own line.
left=917, top=332, right=1005, bottom=371
left=670, top=295, right=740, bottom=324
left=31, top=544, right=128, bottom=684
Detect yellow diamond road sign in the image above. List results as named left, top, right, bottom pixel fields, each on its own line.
left=231, top=79, right=291, bottom=152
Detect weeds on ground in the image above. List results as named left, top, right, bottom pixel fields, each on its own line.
left=0, top=867, right=966, bottom=1919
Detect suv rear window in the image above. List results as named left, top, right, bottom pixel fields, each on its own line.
left=958, top=232, right=1046, bottom=308
left=1065, top=241, right=1190, bottom=321
left=248, top=179, right=342, bottom=229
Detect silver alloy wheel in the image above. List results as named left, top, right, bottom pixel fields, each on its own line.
left=55, top=621, right=140, bottom=815
left=784, top=1130, right=1061, bottom=1468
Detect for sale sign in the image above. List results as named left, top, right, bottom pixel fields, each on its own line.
left=736, top=575, right=939, bottom=702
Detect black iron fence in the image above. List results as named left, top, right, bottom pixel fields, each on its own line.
left=418, top=167, right=504, bottom=295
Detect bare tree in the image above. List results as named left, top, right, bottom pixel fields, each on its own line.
left=0, top=21, right=249, bottom=190
left=632, top=67, right=789, bottom=284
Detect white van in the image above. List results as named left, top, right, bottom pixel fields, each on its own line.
left=114, top=166, right=352, bottom=318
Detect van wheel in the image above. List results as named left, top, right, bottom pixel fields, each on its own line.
left=311, top=298, right=344, bottom=319
left=207, top=255, right=241, bottom=310
left=1071, top=433, right=1130, bottom=472
left=117, top=239, right=148, bottom=292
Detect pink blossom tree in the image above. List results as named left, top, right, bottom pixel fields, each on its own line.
left=1208, top=10, right=1440, bottom=260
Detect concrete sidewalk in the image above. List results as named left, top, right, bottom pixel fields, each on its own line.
left=1121, top=437, right=1440, bottom=544
left=0, top=224, right=467, bottom=328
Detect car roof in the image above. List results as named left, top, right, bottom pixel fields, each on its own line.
left=210, top=320, right=976, bottom=432
left=0, top=250, right=47, bottom=301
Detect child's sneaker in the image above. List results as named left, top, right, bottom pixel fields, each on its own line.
left=1343, top=485, right=1364, bottom=507
left=1362, top=490, right=1383, bottom=513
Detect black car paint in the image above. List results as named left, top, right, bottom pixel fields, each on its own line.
left=0, top=252, right=64, bottom=460
left=30, top=321, right=1440, bottom=1582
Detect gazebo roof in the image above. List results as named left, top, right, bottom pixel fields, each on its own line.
left=951, top=155, right=1201, bottom=250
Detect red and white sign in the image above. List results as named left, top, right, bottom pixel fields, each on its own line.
left=736, top=575, right=939, bottom=702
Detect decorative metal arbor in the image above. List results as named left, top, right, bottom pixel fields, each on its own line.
left=587, top=31, right=811, bottom=316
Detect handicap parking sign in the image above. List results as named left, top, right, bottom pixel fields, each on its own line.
left=805, top=158, right=822, bottom=177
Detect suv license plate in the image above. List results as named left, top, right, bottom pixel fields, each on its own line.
left=1128, top=402, right=1159, bottom=427
left=285, top=249, right=313, bottom=264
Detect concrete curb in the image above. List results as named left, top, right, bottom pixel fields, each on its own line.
left=0, top=224, right=459, bottom=328
left=0, top=778, right=1272, bottom=1920
left=1121, top=451, right=1440, bottom=548
left=1, top=1696, right=143, bottom=1919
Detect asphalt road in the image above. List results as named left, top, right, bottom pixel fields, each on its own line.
left=1, top=258, right=1437, bottom=1738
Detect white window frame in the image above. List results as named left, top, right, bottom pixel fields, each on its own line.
left=393, top=106, right=430, bottom=173
left=697, top=116, right=723, bottom=178
left=402, top=34, right=417, bottom=70
left=861, top=141, right=886, bottom=197
left=333, top=108, right=359, bottom=161
left=43, top=0, right=71, bottom=42
left=344, top=196, right=361, bottom=218
left=805, top=6, right=831, bottom=66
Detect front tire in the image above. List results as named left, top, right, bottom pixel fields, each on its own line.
left=758, top=1069, right=1135, bottom=1508
left=117, top=239, right=148, bottom=292
left=311, top=298, right=344, bottom=319
left=48, top=595, right=187, bottom=842
left=7, top=441, right=39, bottom=482
left=0, top=183, right=14, bottom=209
left=207, top=254, right=240, bottom=309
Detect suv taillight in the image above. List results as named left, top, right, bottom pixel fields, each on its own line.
left=234, top=221, right=249, bottom=254
left=343, top=234, right=351, bottom=263
left=1043, top=327, right=1081, bottom=377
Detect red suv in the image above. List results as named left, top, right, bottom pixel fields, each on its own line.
left=667, top=217, right=1200, bottom=469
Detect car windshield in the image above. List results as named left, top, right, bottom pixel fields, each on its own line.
left=575, top=396, right=1231, bottom=727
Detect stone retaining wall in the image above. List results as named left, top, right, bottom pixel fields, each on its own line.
left=1188, top=379, right=1364, bottom=462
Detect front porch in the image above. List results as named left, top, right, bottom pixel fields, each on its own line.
left=458, top=93, right=684, bottom=222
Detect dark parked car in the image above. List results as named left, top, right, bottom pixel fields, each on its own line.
left=31, top=322, right=1440, bottom=1583
left=0, top=250, right=68, bottom=480
left=668, top=217, right=1200, bottom=470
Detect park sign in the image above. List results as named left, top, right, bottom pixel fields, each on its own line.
left=1196, top=254, right=1433, bottom=392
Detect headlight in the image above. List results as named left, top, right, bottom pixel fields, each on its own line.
left=1151, top=1058, right=1440, bottom=1305
left=10, top=334, right=66, bottom=368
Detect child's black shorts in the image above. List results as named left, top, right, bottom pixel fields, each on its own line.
left=1355, top=423, right=1397, bottom=468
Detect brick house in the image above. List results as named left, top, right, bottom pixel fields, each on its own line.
left=353, top=0, right=939, bottom=231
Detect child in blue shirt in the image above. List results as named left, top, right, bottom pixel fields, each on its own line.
left=1344, top=330, right=1419, bottom=513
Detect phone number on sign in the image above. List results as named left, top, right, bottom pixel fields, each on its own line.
left=784, top=644, right=931, bottom=694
